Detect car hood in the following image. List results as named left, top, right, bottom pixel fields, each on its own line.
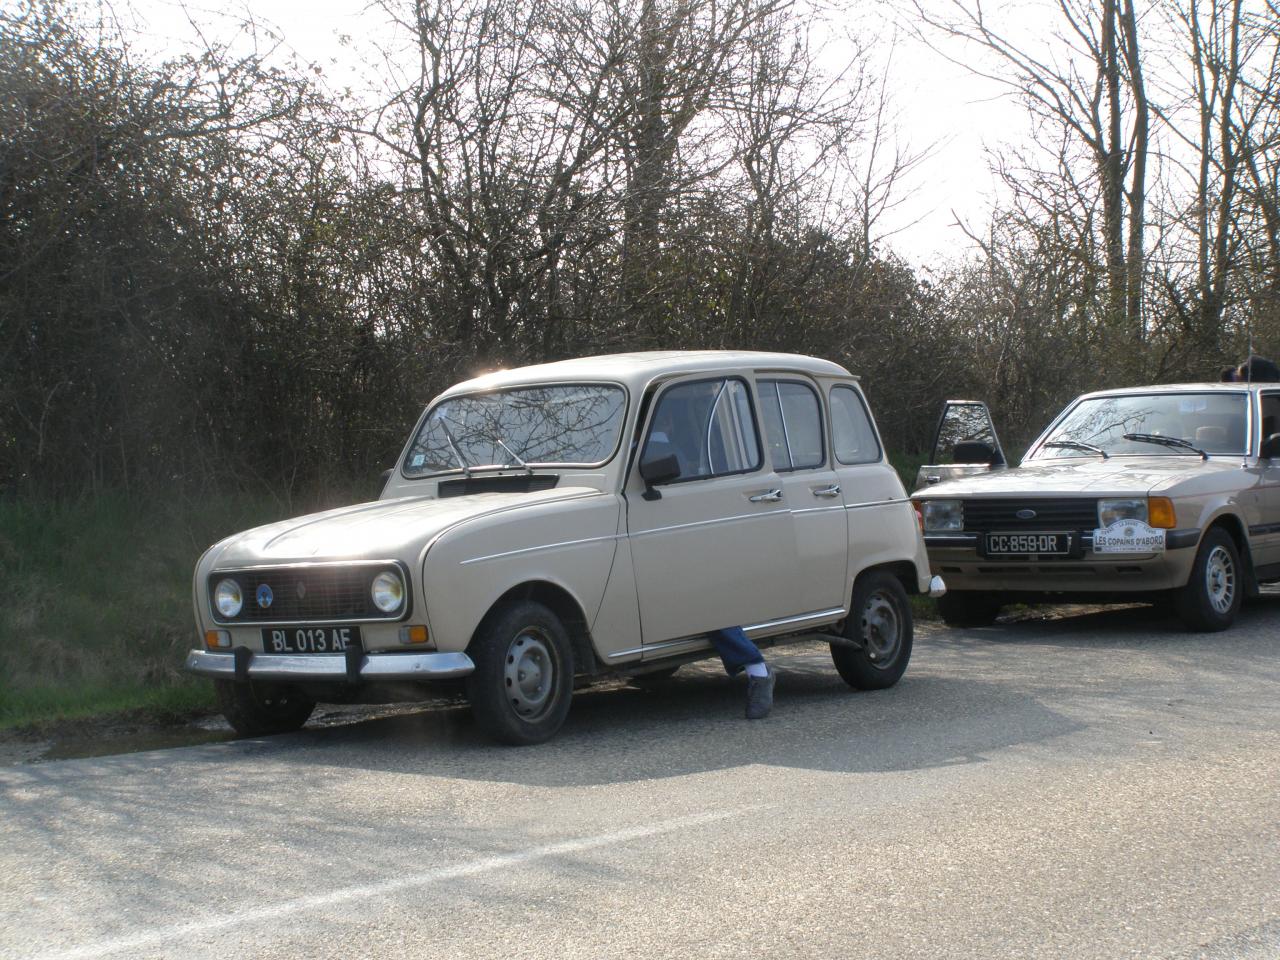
left=209, top=487, right=603, bottom=566
left=915, top=456, right=1243, bottom=498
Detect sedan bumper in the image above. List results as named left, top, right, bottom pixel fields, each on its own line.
left=921, top=528, right=1202, bottom=594
left=185, top=649, right=475, bottom=683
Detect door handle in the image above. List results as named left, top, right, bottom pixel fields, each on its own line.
left=813, top=484, right=841, bottom=498
left=748, top=489, right=784, bottom=503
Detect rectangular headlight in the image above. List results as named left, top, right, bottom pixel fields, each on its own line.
left=1098, top=498, right=1147, bottom=527
left=921, top=499, right=964, bottom=532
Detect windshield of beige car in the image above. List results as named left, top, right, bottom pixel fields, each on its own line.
left=403, top=383, right=628, bottom=476
left=1029, top=392, right=1248, bottom=459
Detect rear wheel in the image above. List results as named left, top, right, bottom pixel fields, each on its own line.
left=1173, top=527, right=1242, bottom=632
left=831, top=572, right=913, bottom=690
left=215, top=680, right=315, bottom=736
left=466, top=600, right=574, bottom=745
left=936, top=590, right=1004, bottom=628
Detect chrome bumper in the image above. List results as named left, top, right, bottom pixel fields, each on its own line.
left=928, top=575, right=947, bottom=598
left=185, top=649, right=475, bottom=682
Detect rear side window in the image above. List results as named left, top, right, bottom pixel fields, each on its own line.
left=644, top=378, right=762, bottom=481
left=830, top=385, right=881, bottom=464
left=758, top=379, right=824, bottom=470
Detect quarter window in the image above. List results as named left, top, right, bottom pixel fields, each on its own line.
left=830, top=386, right=881, bottom=464
left=759, top=379, right=824, bottom=470
left=643, top=378, right=761, bottom=481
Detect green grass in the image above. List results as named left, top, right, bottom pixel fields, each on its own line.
left=0, top=490, right=327, bottom=730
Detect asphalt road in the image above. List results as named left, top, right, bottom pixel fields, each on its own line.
left=2, top=599, right=1279, bottom=960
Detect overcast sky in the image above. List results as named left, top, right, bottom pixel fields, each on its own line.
left=124, top=0, right=1031, bottom=267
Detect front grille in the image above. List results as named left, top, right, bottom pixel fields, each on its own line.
left=963, top=498, right=1098, bottom=532
left=209, top=562, right=408, bottom=624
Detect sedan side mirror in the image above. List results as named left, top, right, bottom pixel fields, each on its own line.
left=1261, top=433, right=1280, bottom=460
left=639, top=453, right=681, bottom=500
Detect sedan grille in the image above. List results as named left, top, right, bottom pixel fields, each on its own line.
left=209, top=562, right=408, bottom=624
left=962, top=498, right=1099, bottom=532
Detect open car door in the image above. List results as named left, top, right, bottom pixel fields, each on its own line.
left=914, top=400, right=1007, bottom=491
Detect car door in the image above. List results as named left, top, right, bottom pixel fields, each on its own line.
left=1252, top=390, right=1280, bottom=570
left=914, top=400, right=1007, bottom=491
left=756, top=376, right=848, bottom=616
left=626, top=375, right=796, bottom=644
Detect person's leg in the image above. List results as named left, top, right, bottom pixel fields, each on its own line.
left=708, top=627, right=774, bottom=719
left=708, top=627, right=764, bottom=675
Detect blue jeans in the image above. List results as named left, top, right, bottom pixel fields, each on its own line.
left=708, top=627, right=764, bottom=675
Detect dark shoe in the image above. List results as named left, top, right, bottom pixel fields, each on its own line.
left=745, top=667, right=775, bottom=719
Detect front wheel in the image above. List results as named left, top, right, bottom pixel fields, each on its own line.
left=830, top=572, right=913, bottom=689
left=466, top=600, right=574, bottom=745
left=1173, top=527, right=1242, bottom=632
left=214, top=680, right=315, bottom=736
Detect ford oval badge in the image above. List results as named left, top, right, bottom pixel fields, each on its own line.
left=1015, top=508, right=1037, bottom=520
left=256, top=583, right=274, bottom=608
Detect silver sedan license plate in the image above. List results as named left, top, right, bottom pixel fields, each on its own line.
left=261, top=625, right=359, bottom=654
left=985, top=532, right=1070, bottom=556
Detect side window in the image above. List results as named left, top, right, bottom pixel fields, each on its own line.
left=1261, top=393, right=1280, bottom=445
left=644, top=378, right=761, bottom=481
left=758, top=379, right=824, bottom=470
left=830, top=385, right=882, bottom=464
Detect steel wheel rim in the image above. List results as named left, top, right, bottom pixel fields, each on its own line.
left=504, top=628, right=556, bottom=719
left=1205, top=545, right=1236, bottom=614
left=861, top=591, right=902, bottom=668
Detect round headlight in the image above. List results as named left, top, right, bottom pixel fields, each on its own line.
left=371, top=571, right=405, bottom=613
left=214, top=578, right=243, bottom=618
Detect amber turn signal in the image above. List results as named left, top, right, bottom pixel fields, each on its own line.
left=205, top=629, right=231, bottom=649
left=1148, top=497, right=1176, bottom=529
left=399, top=625, right=430, bottom=645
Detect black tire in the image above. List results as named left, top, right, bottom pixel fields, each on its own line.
left=214, top=680, right=315, bottom=737
left=1173, top=527, right=1242, bottom=632
left=831, top=572, right=913, bottom=690
left=465, top=600, right=574, bottom=745
left=936, top=590, right=1004, bottom=628
left=626, top=666, right=680, bottom=691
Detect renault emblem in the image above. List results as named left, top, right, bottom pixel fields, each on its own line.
left=1016, top=508, right=1037, bottom=520
left=256, top=584, right=274, bottom=608
left=295, top=581, right=307, bottom=601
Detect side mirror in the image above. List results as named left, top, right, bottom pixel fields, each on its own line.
left=1261, top=433, right=1280, bottom=460
left=639, top=453, right=680, bottom=500
left=378, top=467, right=393, bottom=497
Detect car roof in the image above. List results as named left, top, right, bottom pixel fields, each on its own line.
left=439, top=350, right=854, bottom=396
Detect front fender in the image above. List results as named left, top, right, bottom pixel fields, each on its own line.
left=420, top=494, right=623, bottom=653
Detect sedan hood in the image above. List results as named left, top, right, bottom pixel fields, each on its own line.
left=916, top=456, right=1244, bottom=498
left=210, top=487, right=602, bottom=566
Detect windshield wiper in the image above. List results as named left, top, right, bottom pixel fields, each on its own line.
left=1043, top=439, right=1110, bottom=459
left=1122, top=432, right=1209, bottom=460
left=439, top=422, right=472, bottom=477
left=495, top=438, right=532, bottom=475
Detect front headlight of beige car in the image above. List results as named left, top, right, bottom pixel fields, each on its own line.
left=1098, top=498, right=1147, bottom=526
left=921, top=499, right=964, bottom=532
left=371, top=570, right=405, bottom=613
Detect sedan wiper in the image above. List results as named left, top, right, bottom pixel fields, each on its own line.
left=1043, top=439, right=1110, bottom=459
left=495, top=438, right=533, bottom=475
left=1122, top=432, right=1209, bottom=460
left=439, top=422, right=472, bottom=477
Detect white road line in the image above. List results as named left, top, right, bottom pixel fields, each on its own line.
left=29, top=805, right=766, bottom=960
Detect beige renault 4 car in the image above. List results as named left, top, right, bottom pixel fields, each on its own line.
left=186, top=351, right=941, bottom=744
left=912, top=382, right=1280, bottom=631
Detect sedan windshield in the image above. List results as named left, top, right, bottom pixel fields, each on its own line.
left=1030, top=392, right=1248, bottom=459
left=403, top=384, right=627, bottom=477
